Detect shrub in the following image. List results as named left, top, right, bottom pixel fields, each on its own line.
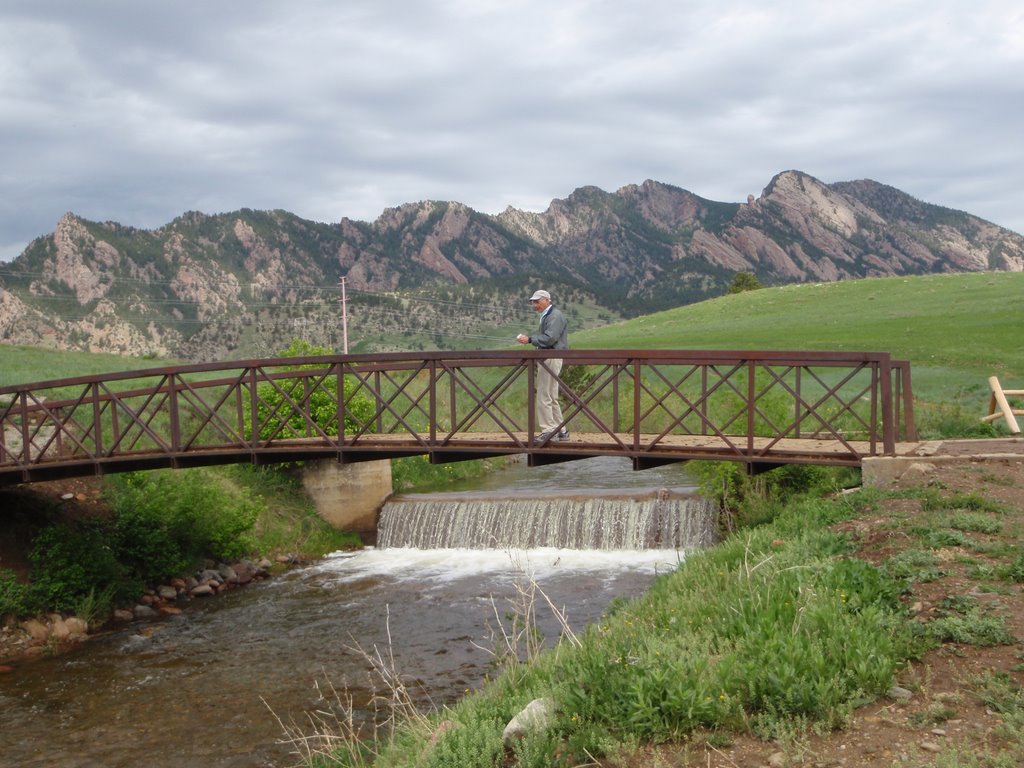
left=727, top=271, right=763, bottom=294
left=0, top=568, right=32, bottom=619
left=29, top=520, right=136, bottom=612
left=23, top=468, right=260, bottom=617
left=692, top=461, right=855, bottom=532
left=106, top=469, right=259, bottom=583
left=560, top=364, right=598, bottom=395
left=248, top=338, right=376, bottom=440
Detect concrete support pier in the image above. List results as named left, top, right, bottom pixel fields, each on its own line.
left=301, top=459, right=393, bottom=534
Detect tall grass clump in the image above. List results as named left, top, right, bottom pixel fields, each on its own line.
left=390, top=455, right=501, bottom=493
left=553, top=516, right=911, bottom=755
left=223, top=464, right=362, bottom=557
left=690, top=460, right=859, bottom=532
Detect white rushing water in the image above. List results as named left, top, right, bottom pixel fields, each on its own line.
left=309, top=545, right=690, bottom=584
left=377, top=495, right=718, bottom=549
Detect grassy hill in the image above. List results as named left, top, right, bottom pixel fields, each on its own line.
left=0, top=346, right=176, bottom=389
left=574, top=271, right=1024, bottom=418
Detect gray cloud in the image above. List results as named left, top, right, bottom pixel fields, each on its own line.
left=2, top=0, right=1022, bottom=261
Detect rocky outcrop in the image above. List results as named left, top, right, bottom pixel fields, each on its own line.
left=1, top=171, right=1021, bottom=360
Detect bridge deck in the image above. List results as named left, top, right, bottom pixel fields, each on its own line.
left=362, top=431, right=927, bottom=470
left=0, top=432, right=928, bottom=485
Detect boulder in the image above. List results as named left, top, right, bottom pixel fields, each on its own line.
left=157, top=585, right=178, bottom=601
left=502, top=698, right=556, bottom=743
left=64, top=617, right=89, bottom=638
left=21, top=619, right=49, bottom=645
left=233, top=560, right=256, bottom=584
left=49, top=616, right=71, bottom=641
left=198, top=569, right=222, bottom=584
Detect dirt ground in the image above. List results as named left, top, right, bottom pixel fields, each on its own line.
left=3, top=461, right=1024, bottom=766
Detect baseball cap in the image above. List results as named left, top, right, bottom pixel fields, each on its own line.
left=529, top=290, right=550, bottom=301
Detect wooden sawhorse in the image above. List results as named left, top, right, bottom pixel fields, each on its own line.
left=983, top=376, right=1023, bottom=435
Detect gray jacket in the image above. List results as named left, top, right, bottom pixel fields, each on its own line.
left=528, top=305, right=568, bottom=350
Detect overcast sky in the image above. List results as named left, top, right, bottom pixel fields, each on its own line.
left=2, top=0, right=1022, bottom=262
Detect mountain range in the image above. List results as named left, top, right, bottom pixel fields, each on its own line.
left=0, top=169, right=1021, bottom=361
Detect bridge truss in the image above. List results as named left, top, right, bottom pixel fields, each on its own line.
left=0, top=349, right=915, bottom=485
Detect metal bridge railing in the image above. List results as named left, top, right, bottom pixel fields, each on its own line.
left=0, top=349, right=914, bottom=484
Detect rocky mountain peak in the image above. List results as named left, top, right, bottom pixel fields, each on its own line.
left=1, top=171, right=1021, bottom=360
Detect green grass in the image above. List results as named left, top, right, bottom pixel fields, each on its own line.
left=574, top=271, right=1024, bottom=408
left=0, top=343, right=176, bottom=388
left=219, top=464, right=362, bottom=557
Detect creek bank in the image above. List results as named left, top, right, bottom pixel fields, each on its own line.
left=0, top=553, right=301, bottom=667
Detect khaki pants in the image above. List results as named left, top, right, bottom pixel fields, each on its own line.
left=536, top=358, right=564, bottom=434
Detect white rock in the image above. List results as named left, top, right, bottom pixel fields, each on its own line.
left=502, top=698, right=556, bottom=743
left=21, top=618, right=49, bottom=644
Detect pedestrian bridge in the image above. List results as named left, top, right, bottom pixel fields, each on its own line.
left=0, top=349, right=916, bottom=486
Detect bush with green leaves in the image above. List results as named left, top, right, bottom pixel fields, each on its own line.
left=23, top=468, right=259, bottom=618
left=691, top=460, right=856, bottom=531
left=0, top=567, right=32, bottom=619
left=29, top=519, right=135, bottom=612
left=249, top=339, right=376, bottom=440
left=727, top=271, right=763, bottom=294
left=105, top=469, right=259, bottom=583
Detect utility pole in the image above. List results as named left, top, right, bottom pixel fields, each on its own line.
left=338, top=276, right=349, bottom=354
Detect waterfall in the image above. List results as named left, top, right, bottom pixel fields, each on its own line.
left=377, top=493, right=718, bottom=550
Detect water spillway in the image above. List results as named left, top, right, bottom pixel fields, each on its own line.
left=377, top=492, right=719, bottom=550
left=0, top=456, right=712, bottom=767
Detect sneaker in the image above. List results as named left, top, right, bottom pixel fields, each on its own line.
left=537, top=429, right=570, bottom=442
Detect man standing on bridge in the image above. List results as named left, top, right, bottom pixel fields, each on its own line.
left=517, top=289, right=569, bottom=442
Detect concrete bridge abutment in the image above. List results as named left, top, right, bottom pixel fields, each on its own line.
left=301, top=459, right=393, bottom=535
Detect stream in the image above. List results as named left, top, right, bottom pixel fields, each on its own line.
left=0, top=457, right=702, bottom=767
